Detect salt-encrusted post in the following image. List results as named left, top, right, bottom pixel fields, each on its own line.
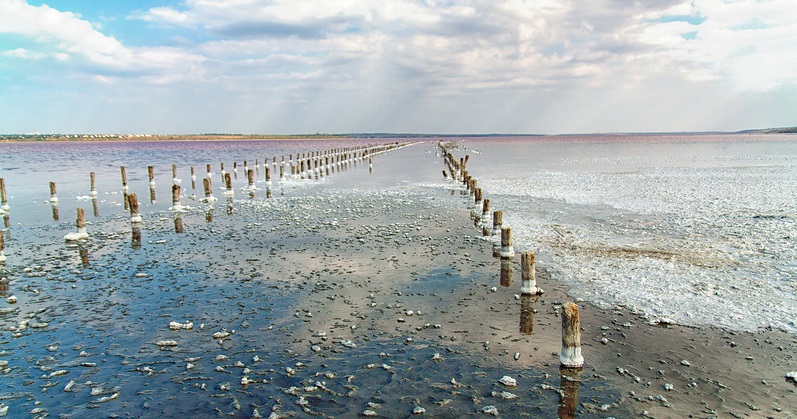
left=521, top=251, right=543, bottom=296
left=560, top=302, right=584, bottom=369
left=90, top=172, right=98, bottom=197
left=120, top=166, right=128, bottom=193
left=0, top=229, right=6, bottom=264
left=265, top=167, right=271, bottom=183
left=148, top=166, right=155, bottom=187
left=172, top=184, right=181, bottom=209
left=190, top=166, right=196, bottom=190
left=128, top=193, right=142, bottom=223
left=121, top=166, right=129, bottom=210
left=224, top=173, right=233, bottom=197
left=64, top=207, right=89, bottom=241
left=482, top=199, right=491, bottom=236
left=492, top=210, right=503, bottom=236
left=500, top=227, right=515, bottom=259
left=172, top=164, right=181, bottom=185
left=49, top=182, right=59, bottom=221
left=203, top=178, right=213, bottom=200
left=500, top=258, right=512, bottom=287
left=247, top=169, right=255, bottom=190
left=49, top=181, right=58, bottom=204
left=475, top=188, right=482, bottom=204
left=519, top=295, right=535, bottom=335
left=206, top=164, right=212, bottom=179
left=0, top=178, right=8, bottom=211
left=92, top=195, right=99, bottom=218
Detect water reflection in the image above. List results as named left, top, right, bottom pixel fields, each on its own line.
left=0, top=277, right=7, bottom=297
left=519, top=295, right=537, bottom=335
left=131, top=224, right=142, bottom=249
left=558, top=367, right=582, bottom=419
left=51, top=202, right=59, bottom=221
left=92, top=198, right=99, bottom=218
left=79, top=245, right=90, bottom=267
left=174, top=213, right=184, bottom=233
left=500, top=258, right=512, bottom=287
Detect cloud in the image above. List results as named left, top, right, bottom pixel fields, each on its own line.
left=0, top=0, right=205, bottom=82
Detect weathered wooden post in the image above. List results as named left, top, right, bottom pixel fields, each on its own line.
left=49, top=181, right=59, bottom=221
left=202, top=178, right=214, bottom=201
left=521, top=251, right=543, bottom=295
left=474, top=187, right=482, bottom=204
left=500, top=227, right=514, bottom=259
left=492, top=210, right=503, bottom=236
left=79, top=245, right=89, bottom=267
left=174, top=213, right=183, bottom=233
left=206, top=164, right=212, bottom=179
left=0, top=178, right=8, bottom=211
left=120, top=166, right=128, bottom=193
left=92, top=195, right=99, bottom=218
left=265, top=167, right=271, bottom=183
left=64, top=208, right=89, bottom=241
left=148, top=166, right=155, bottom=187
left=247, top=169, right=255, bottom=190
left=49, top=181, right=58, bottom=204
left=90, top=172, right=98, bottom=197
left=172, top=164, right=181, bottom=185
left=224, top=173, right=234, bottom=197
left=172, top=184, right=181, bottom=210
left=128, top=193, right=141, bottom=223
left=190, top=166, right=196, bottom=190
left=560, top=302, right=584, bottom=369
left=0, top=229, right=6, bottom=264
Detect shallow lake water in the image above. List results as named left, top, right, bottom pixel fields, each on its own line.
left=1, top=140, right=628, bottom=418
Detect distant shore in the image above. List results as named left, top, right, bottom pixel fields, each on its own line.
left=2, top=127, right=796, bottom=143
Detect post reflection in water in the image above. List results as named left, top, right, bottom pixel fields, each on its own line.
left=174, top=213, right=183, bottom=233
left=558, top=367, right=582, bottom=419
left=131, top=224, right=142, bottom=249
left=51, top=203, right=59, bottom=221
left=92, top=198, right=99, bottom=218
left=519, top=295, right=537, bottom=335
left=205, top=207, right=214, bottom=223
left=0, top=278, right=8, bottom=297
left=500, top=258, right=512, bottom=287
left=79, top=245, right=89, bottom=267
left=150, top=187, right=157, bottom=204
left=226, top=197, right=234, bottom=215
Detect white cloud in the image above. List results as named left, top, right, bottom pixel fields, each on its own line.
left=0, top=0, right=205, bottom=81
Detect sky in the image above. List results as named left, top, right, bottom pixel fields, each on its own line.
left=1, top=0, right=796, bottom=135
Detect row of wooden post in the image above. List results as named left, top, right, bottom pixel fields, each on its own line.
left=438, top=142, right=583, bottom=372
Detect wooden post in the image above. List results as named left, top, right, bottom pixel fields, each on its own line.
left=500, top=227, right=514, bottom=259
left=172, top=184, right=181, bottom=208
left=0, top=228, right=5, bottom=264
left=90, top=172, right=97, bottom=197
left=65, top=208, right=88, bottom=241
left=492, top=210, right=503, bottom=236
left=49, top=181, right=58, bottom=203
left=265, top=167, right=271, bottom=183
left=247, top=169, right=255, bottom=189
left=172, top=164, right=181, bottom=185
left=560, top=302, right=584, bottom=369
left=0, top=178, right=7, bottom=210
left=224, top=173, right=233, bottom=197
left=482, top=198, right=490, bottom=219
left=474, top=187, right=482, bottom=203
left=521, top=251, right=542, bottom=295
left=148, top=166, right=155, bottom=186
left=190, top=166, right=196, bottom=190
left=120, top=166, right=128, bottom=191
left=203, top=178, right=213, bottom=199
left=128, top=193, right=141, bottom=223
left=206, top=164, right=212, bottom=179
